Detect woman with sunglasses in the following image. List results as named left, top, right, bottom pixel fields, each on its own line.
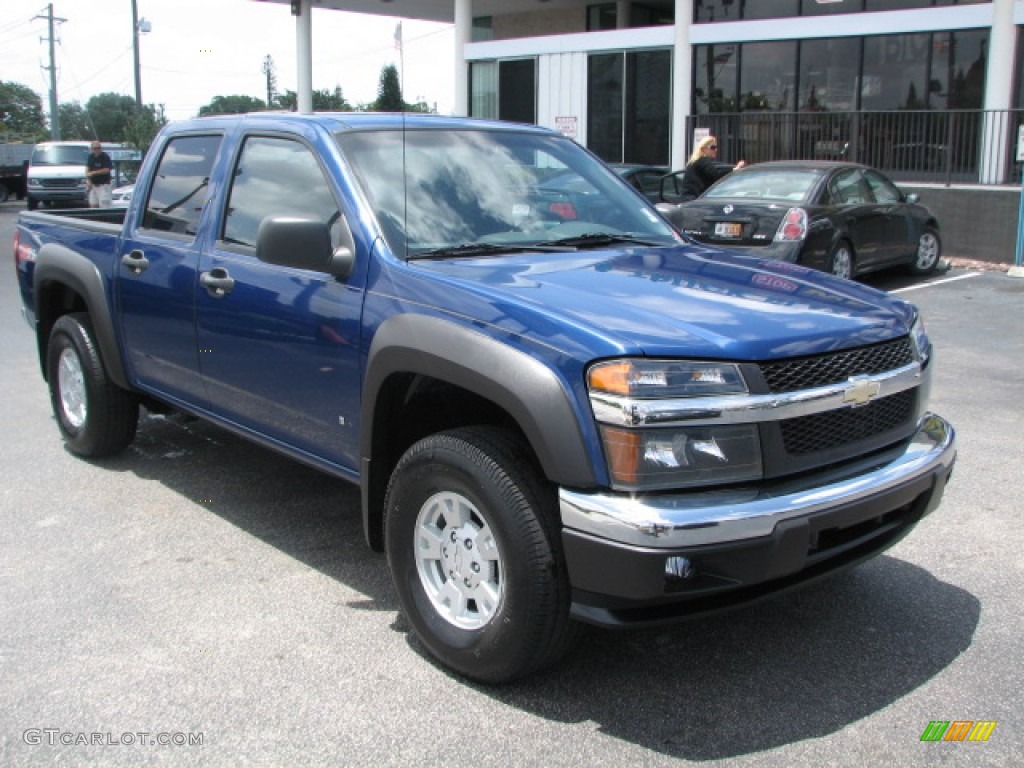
left=678, top=135, right=745, bottom=201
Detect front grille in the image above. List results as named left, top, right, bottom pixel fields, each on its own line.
left=780, top=389, right=916, bottom=455
left=759, top=338, right=914, bottom=393
left=40, top=178, right=82, bottom=189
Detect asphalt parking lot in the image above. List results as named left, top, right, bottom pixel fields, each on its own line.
left=1, top=200, right=1021, bottom=767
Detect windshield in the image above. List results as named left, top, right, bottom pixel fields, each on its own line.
left=704, top=169, right=819, bottom=202
left=335, top=128, right=678, bottom=258
left=31, top=145, right=90, bottom=166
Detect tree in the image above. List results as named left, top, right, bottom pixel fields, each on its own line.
left=0, top=81, right=47, bottom=138
left=58, top=102, right=95, bottom=140
left=198, top=94, right=268, bottom=116
left=372, top=65, right=404, bottom=112
left=86, top=93, right=140, bottom=142
left=275, top=86, right=352, bottom=112
left=124, top=104, right=168, bottom=154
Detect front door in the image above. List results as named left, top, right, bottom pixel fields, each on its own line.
left=195, top=134, right=366, bottom=471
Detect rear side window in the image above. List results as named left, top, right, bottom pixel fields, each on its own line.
left=221, top=136, right=344, bottom=249
left=827, top=169, right=869, bottom=205
left=140, top=134, right=222, bottom=236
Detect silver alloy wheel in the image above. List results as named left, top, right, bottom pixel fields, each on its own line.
left=415, top=490, right=504, bottom=630
left=831, top=245, right=853, bottom=279
left=916, top=231, right=940, bottom=271
left=57, top=347, right=87, bottom=429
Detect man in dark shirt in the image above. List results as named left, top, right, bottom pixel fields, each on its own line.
left=86, top=142, right=113, bottom=207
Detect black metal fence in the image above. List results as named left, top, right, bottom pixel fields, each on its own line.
left=686, top=109, right=1024, bottom=186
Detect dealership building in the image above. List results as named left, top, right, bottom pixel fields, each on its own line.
left=274, top=0, right=1023, bottom=262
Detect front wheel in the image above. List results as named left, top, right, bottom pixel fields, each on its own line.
left=384, top=427, right=577, bottom=683
left=46, top=313, right=138, bottom=457
left=909, top=227, right=941, bottom=275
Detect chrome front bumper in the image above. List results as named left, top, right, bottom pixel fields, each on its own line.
left=560, top=413, right=955, bottom=550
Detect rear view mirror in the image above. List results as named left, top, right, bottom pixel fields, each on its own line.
left=256, top=215, right=354, bottom=278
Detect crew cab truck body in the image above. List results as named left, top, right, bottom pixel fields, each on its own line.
left=14, top=113, right=956, bottom=683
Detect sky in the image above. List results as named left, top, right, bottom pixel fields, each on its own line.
left=1, top=0, right=456, bottom=123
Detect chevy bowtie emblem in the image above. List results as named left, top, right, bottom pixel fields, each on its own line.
left=843, top=376, right=881, bottom=407
left=723, top=205, right=734, bottom=214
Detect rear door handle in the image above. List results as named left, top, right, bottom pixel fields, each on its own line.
left=199, top=267, right=235, bottom=297
left=121, top=249, right=149, bottom=275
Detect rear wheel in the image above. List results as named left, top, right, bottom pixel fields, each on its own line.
left=27, top=196, right=38, bottom=211
left=46, top=313, right=138, bottom=457
left=909, top=227, right=941, bottom=275
left=827, top=240, right=854, bottom=280
left=384, top=426, right=577, bottom=683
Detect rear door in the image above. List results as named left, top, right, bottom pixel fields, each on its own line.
left=195, top=131, right=367, bottom=471
left=118, top=133, right=223, bottom=407
left=824, top=168, right=892, bottom=269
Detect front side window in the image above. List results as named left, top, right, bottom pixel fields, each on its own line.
left=222, top=136, right=343, bottom=249
left=141, top=134, right=221, bottom=236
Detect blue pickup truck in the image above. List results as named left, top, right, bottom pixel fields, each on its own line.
left=14, top=113, right=956, bottom=683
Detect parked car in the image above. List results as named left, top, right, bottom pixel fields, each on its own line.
left=609, top=163, right=669, bottom=203
left=110, top=184, right=134, bottom=208
left=657, top=161, right=942, bottom=279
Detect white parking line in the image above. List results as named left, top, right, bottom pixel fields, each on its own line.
left=889, top=272, right=982, bottom=294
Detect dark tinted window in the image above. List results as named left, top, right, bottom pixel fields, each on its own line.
left=863, top=169, right=901, bottom=203
left=624, top=50, right=671, bottom=164
left=694, top=45, right=738, bottom=113
left=740, top=40, right=797, bottom=111
left=828, top=168, right=869, bottom=205
left=799, top=38, right=861, bottom=112
left=499, top=59, right=536, bottom=123
left=141, top=134, right=221, bottom=236
left=862, top=34, right=930, bottom=110
left=222, top=136, right=343, bottom=250
left=588, top=53, right=624, bottom=160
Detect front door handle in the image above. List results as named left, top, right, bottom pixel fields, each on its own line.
left=199, top=267, right=235, bottom=297
left=121, top=249, right=149, bottom=275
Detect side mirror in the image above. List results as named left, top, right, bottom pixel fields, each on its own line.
left=905, top=192, right=920, bottom=204
left=256, top=215, right=355, bottom=279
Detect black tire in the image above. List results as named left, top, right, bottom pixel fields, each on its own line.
left=827, top=240, right=855, bottom=280
left=909, top=226, right=941, bottom=275
left=27, top=196, right=38, bottom=211
left=384, top=426, right=578, bottom=683
left=46, top=313, right=138, bottom=457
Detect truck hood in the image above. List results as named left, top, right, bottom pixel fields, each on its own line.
left=407, top=244, right=916, bottom=360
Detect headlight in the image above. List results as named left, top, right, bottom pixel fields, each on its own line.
left=28, top=178, right=41, bottom=187
left=600, top=424, right=762, bottom=491
left=588, top=359, right=762, bottom=490
left=910, top=314, right=931, bottom=366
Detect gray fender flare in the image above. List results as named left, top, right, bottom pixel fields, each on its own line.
left=33, top=242, right=130, bottom=390
left=360, top=314, right=597, bottom=547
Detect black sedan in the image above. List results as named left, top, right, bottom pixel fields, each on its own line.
left=657, top=161, right=942, bottom=279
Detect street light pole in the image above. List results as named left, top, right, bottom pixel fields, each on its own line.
left=131, top=0, right=142, bottom=106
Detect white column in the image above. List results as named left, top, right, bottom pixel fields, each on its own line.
left=296, top=0, right=314, bottom=114
left=671, top=0, right=694, bottom=170
left=980, top=0, right=1017, bottom=182
left=454, top=0, right=471, bottom=116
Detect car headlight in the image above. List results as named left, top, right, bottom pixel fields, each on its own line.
left=28, top=178, right=41, bottom=187
left=588, top=359, right=762, bottom=491
left=910, top=313, right=931, bottom=366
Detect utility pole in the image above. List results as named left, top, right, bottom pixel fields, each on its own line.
left=35, top=3, right=66, bottom=140
left=131, top=0, right=142, bottom=106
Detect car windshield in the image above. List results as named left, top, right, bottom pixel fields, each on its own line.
left=703, top=169, right=819, bottom=202
left=31, top=146, right=90, bottom=166
left=335, top=127, right=678, bottom=258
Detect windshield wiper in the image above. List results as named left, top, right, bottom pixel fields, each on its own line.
left=532, top=233, right=668, bottom=250
left=407, top=242, right=563, bottom=260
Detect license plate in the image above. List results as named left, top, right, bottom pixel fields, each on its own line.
left=714, top=222, right=743, bottom=238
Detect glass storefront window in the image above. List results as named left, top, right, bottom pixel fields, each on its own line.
left=588, top=54, right=624, bottom=161
left=469, top=61, right=497, bottom=119
left=740, top=41, right=796, bottom=111
left=801, top=0, right=863, bottom=16
left=799, top=38, right=861, bottom=112
left=624, top=50, right=671, bottom=164
left=694, top=44, right=738, bottom=114
left=931, top=29, right=988, bottom=109
left=587, top=4, right=617, bottom=31
left=499, top=60, right=536, bottom=124
left=861, top=34, right=930, bottom=110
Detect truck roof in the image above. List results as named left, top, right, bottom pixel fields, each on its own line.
left=171, top=111, right=557, bottom=136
